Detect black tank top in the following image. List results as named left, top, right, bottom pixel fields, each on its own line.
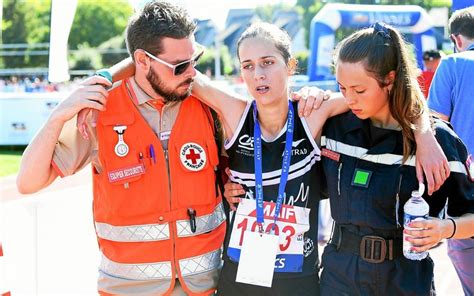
left=224, top=101, right=322, bottom=277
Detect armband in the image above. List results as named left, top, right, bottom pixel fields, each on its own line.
left=95, top=69, right=112, bottom=83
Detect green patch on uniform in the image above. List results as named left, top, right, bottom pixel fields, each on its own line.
left=351, top=168, right=372, bottom=188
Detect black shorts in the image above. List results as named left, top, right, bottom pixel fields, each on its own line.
left=217, top=261, right=320, bottom=296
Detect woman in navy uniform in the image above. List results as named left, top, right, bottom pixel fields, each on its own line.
left=320, top=23, right=474, bottom=295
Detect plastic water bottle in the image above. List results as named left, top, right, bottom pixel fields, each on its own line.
left=403, top=183, right=429, bottom=260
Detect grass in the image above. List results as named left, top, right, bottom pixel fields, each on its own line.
left=0, top=146, right=25, bottom=177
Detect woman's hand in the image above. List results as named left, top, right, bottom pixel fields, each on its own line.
left=223, top=168, right=245, bottom=211
left=224, top=181, right=244, bottom=211
left=74, top=76, right=112, bottom=140
left=291, top=86, right=331, bottom=117
left=415, top=131, right=450, bottom=195
left=403, top=217, right=454, bottom=252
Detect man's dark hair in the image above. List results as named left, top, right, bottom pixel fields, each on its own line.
left=449, top=7, right=474, bottom=39
left=423, top=49, right=442, bottom=61
left=126, top=1, right=196, bottom=60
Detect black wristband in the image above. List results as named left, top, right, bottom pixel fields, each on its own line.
left=447, top=218, right=456, bottom=239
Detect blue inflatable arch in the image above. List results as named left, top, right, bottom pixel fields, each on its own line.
left=308, top=3, right=437, bottom=81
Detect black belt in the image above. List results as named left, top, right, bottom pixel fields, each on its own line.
left=330, top=224, right=403, bottom=264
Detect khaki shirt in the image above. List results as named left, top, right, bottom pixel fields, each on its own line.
left=52, top=77, right=181, bottom=176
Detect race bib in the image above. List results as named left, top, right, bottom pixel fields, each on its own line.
left=227, top=198, right=310, bottom=272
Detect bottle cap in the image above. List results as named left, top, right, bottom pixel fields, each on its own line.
left=412, top=183, right=425, bottom=198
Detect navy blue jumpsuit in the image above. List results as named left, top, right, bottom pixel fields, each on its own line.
left=320, top=111, right=474, bottom=296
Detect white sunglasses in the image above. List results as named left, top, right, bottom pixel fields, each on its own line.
left=143, top=48, right=204, bottom=76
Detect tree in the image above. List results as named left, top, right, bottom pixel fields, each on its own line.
left=23, top=0, right=52, bottom=67
left=296, top=0, right=324, bottom=49
left=294, top=51, right=309, bottom=75
left=69, top=44, right=103, bottom=71
left=255, top=3, right=293, bottom=22
left=68, top=0, right=132, bottom=50
left=99, top=35, right=129, bottom=68
left=1, top=0, right=132, bottom=69
left=1, top=0, right=44, bottom=68
left=195, top=45, right=234, bottom=77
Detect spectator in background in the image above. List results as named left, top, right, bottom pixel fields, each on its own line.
left=418, top=49, right=444, bottom=98
left=427, top=6, right=474, bottom=296
left=0, top=76, right=61, bottom=93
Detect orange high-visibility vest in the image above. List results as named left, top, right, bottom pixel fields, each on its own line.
left=94, top=79, right=226, bottom=295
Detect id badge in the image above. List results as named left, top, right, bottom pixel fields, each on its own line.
left=160, top=131, right=171, bottom=141
left=236, top=231, right=279, bottom=287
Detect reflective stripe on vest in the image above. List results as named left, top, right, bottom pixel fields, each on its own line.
left=322, top=137, right=468, bottom=175
left=100, top=248, right=221, bottom=280
left=100, top=253, right=172, bottom=280
left=95, top=222, right=170, bottom=242
left=179, top=248, right=222, bottom=277
left=95, top=202, right=225, bottom=242
left=176, top=203, right=226, bottom=237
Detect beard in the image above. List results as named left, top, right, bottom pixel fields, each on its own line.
left=146, top=69, right=193, bottom=103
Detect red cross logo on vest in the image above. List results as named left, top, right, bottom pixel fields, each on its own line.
left=186, top=149, right=201, bottom=164
left=180, top=142, right=207, bottom=171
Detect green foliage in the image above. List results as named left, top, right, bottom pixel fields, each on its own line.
left=255, top=3, right=293, bottom=22
left=69, top=0, right=132, bottom=50
left=99, top=35, right=129, bottom=67
left=25, top=1, right=51, bottom=45
left=2, top=0, right=30, bottom=68
left=24, top=0, right=52, bottom=67
left=296, top=1, right=324, bottom=49
left=195, top=45, right=234, bottom=77
left=1, top=0, right=132, bottom=69
left=1, top=0, right=51, bottom=67
left=69, top=44, right=103, bottom=71
left=294, top=51, right=308, bottom=75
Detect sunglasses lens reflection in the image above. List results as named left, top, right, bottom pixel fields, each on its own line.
left=174, top=51, right=204, bottom=76
left=175, top=62, right=191, bottom=76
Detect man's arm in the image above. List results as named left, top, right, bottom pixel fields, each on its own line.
left=427, top=58, right=453, bottom=122
left=109, top=57, right=136, bottom=82
left=16, top=76, right=110, bottom=194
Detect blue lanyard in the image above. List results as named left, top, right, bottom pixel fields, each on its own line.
left=253, top=100, right=294, bottom=233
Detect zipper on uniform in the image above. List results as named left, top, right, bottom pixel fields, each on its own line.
left=395, top=174, right=403, bottom=228
left=337, top=162, right=343, bottom=196
left=155, top=104, right=179, bottom=276
left=164, top=148, right=179, bottom=275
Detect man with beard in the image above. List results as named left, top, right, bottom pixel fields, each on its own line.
left=16, top=2, right=227, bottom=295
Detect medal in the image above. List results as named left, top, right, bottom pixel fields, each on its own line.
left=113, top=125, right=129, bottom=157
